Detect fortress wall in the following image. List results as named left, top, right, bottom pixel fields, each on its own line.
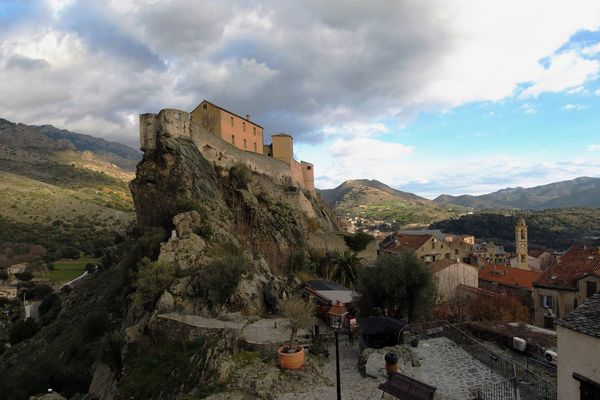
left=189, top=122, right=297, bottom=188
left=300, top=161, right=315, bottom=192
left=291, top=160, right=306, bottom=191
left=159, top=109, right=191, bottom=139
left=139, top=113, right=159, bottom=151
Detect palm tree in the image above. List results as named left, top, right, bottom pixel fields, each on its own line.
left=329, top=250, right=362, bottom=289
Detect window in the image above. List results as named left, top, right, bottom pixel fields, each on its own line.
left=454, top=249, right=459, bottom=255
left=243, top=139, right=247, bottom=149
left=202, top=103, right=207, bottom=110
left=520, top=229, right=525, bottom=240
left=243, top=122, right=246, bottom=131
left=231, top=135, right=235, bottom=145
left=253, top=143, right=257, bottom=152
left=540, top=295, right=553, bottom=309
left=521, top=254, right=526, bottom=263
left=307, top=166, right=312, bottom=170
left=586, top=281, right=598, bottom=298
left=230, top=117, right=234, bottom=126
left=253, top=127, right=256, bottom=136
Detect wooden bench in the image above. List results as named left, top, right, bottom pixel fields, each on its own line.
left=378, top=371, right=437, bottom=400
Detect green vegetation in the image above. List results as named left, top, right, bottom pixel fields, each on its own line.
left=117, top=338, right=220, bottom=399
left=192, top=255, right=250, bottom=306
left=328, top=251, right=362, bottom=289
left=9, top=319, right=40, bottom=345
left=355, top=252, right=436, bottom=321
left=229, top=162, right=252, bottom=189
left=281, top=295, right=316, bottom=351
left=132, top=258, right=176, bottom=312
left=46, top=257, right=99, bottom=282
left=430, top=207, right=600, bottom=250
left=343, top=231, right=374, bottom=252
left=346, top=199, right=461, bottom=227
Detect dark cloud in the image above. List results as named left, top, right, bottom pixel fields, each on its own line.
left=4, top=54, right=49, bottom=70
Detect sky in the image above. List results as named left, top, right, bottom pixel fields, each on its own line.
left=1, top=1, right=600, bottom=198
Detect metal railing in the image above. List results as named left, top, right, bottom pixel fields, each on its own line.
left=406, top=321, right=518, bottom=400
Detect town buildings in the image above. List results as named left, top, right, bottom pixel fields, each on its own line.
left=555, top=292, right=600, bottom=399
left=515, top=217, right=529, bottom=270
left=378, top=233, right=450, bottom=263
left=533, top=245, right=600, bottom=329
left=478, top=263, right=541, bottom=314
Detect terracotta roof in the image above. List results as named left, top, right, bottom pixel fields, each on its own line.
left=556, top=292, right=600, bottom=338
left=428, top=259, right=477, bottom=274
left=192, top=100, right=264, bottom=128
left=534, top=246, right=600, bottom=290
left=479, top=264, right=541, bottom=290
left=380, top=234, right=433, bottom=253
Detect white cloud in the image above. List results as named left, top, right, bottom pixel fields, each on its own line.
left=520, top=52, right=600, bottom=98
left=588, top=144, right=600, bottom=151
left=595, top=89, right=600, bottom=96
left=561, top=103, right=587, bottom=111
left=522, top=103, right=536, bottom=114
left=321, top=122, right=388, bottom=138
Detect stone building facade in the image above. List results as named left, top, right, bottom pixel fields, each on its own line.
left=515, top=217, right=529, bottom=270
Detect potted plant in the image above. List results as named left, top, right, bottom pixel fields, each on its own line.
left=278, top=295, right=316, bottom=370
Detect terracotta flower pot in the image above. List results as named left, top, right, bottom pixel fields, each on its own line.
left=278, top=345, right=305, bottom=370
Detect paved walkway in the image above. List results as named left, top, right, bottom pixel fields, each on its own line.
left=158, top=313, right=245, bottom=330
left=413, top=337, right=504, bottom=400
left=277, top=339, right=386, bottom=400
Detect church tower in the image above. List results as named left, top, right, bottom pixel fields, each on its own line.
left=515, top=217, right=529, bottom=270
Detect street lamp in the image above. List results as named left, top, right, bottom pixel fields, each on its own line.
left=327, top=301, right=348, bottom=400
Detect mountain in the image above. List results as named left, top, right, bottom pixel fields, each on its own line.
left=0, top=117, right=139, bottom=261
left=318, top=179, right=431, bottom=207
left=433, top=177, right=600, bottom=209
left=318, top=179, right=460, bottom=227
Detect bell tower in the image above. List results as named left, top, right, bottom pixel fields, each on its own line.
left=515, top=217, right=528, bottom=270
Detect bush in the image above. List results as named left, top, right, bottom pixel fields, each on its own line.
left=343, top=231, right=374, bottom=252
left=193, top=255, right=249, bottom=305
left=39, top=293, right=62, bottom=326
left=281, top=295, right=316, bottom=350
left=100, top=330, right=124, bottom=369
left=0, top=270, right=8, bottom=281
left=14, top=271, right=33, bottom=281
left=83, top=311, right=109, bottom=340
left=85, top=263, right=96, bottom=274
left=132, top=258, right=176, bottom=312
left=230, top=163, right=252, bottom=189
left=9, top=318, right=40, bottom=344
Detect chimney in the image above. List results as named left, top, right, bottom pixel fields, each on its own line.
left=246, top=114, right=251, bottom=121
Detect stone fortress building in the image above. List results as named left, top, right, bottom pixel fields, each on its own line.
left=139, top=100, right=315, bottom=193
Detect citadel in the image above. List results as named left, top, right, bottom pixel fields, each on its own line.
left=139, top=100, right=315, bottom=193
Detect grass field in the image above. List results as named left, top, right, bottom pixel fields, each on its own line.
left=47, top=257, right=100, bottom=283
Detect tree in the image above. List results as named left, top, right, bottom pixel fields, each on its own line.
left=343, top=231, right=374, bottom=252
left=281, top=295, right=316, bottom=352
left=14, top=271, right=33, bottom=281
left=9, top=318, right=39, bottom=344
left=132, top=258, right=176, bottom=312
left=328, top=250, right=362, bottom=289
left=355, top=252, right=436, bottom=321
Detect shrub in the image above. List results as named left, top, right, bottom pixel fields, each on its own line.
left=193, top=255, right=249, bottom=305
left=100, top=330, right=124, bottom=369
left=173, top=198, right=203, bottom=214
left=132, top=258, right=176, bottom=312
left=39, top=293, right=61, bottom=326
left=9, top=318, right=40, bottom=344
left=85, top=263, right=96, bottom=274
left=0, top=270, right=8, bottom=281
left=343, top=231, right=374, bottom=252
left=83, top=311, right=109, bottom=340
left=14, top=271, right=33, bottom=281
left=230, top=163, right=252, bottom=189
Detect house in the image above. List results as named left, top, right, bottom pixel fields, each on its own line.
left=191, top=100, right=265, bottom=154
left=444, top=234, right=475, bottom=245
left=6, top=263, right=27, bottom=275
left=473, top=243, right=509, bottom=265
left=555, top=292, right=600, bottom=399
left=428, top=259, right=478, bottom=303
left=445, top=237, right=474, bottom=264
left=478, top=264, right=541, bottom=313
left=378, top=233, right=449, bottom=263
left=533, top=246, right=600, bottom=329
left=356, top=317, right=406, bottom=349
left=510, top=255, right=542, bottom=271
left=302, top=280, right=356, bottom=319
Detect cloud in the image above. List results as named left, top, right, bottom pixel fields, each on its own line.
left=522, top=103, right=536, bottom=114
left=588, top=144, right=600, bottom=151
left=561, top=103, right=587, bottom=111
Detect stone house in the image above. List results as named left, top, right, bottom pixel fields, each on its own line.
left=378, top=233, right=450, bottom=264
left=533, top=246, right=600, bottom=329
left=473, top=243, right=508, bottom=265
left=428, top=259, right=478, bottom=303
left=478, top=263, right=541, bottom=314
left=555, top=292, right=600, bottom=399
left=0, top=286, right=17, bottom=299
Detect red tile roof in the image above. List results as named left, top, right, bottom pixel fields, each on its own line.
left=380, top=234, right=433, bottom=253
left=479, top=264, right=541, bottom=290
left=535, top=246, right=600, bottom=290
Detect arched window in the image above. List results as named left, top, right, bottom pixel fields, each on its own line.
left=520, top=229, right=525, bottom=240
